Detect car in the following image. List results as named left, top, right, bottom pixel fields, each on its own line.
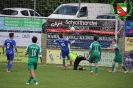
left=0, top=8, right=41, bottom=17
left=96, top=13, right=124, bottom=30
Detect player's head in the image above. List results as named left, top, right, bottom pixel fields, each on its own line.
left=9, top=33, right=14, bottom=38
left=94, top=35, right=98, bottom=41
left=59, top=34, right=64, bottom=38
left=32, top=36, right=38, bottom=43
left=112, top=39, right=117, bottom=44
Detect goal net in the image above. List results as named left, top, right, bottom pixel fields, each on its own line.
left=45, top=18, right=118, bottom=67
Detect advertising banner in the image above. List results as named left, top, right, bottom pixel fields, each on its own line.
left=0, top=32, right=41, bottom=46
left=125, top=20, right=133, bottom=36
left=124, top=53, right=133, bottom=68
left=0, top=17, right=42, bottom=31
left=46, top=49, right=115, bottom=67
left=0, top=48, right=41, bottom=63
left=47, top=33, right=114, bottom=50
left=125, top=37, right=133, bottom=52
left=45, top=19, right=116, bottom=35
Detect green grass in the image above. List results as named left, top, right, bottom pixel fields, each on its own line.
left=0, top=62, right=133, bottom=88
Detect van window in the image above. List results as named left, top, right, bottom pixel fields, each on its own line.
left=79, top=7, right=87, bottom=17
left=29, top=10, right=40, bottom=16
left=53, top=5, right=78, bottom=15
left=21, top=10, right=29, bottom=16
left=1, top=9, right=18, bottom=15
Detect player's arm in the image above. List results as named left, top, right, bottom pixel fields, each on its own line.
left=2, top=40, right=6, bottom=54
left=25, top=45, right=29, bottom=55
left=13, top=41, right=18, bottom=54
left=99, top=45, right=102, bottom=59
left=54, top=39, right=58, bottom=43
left=86, top=43, right=92, bottom=60
left=108, top=45, right=115, bottom=50
left=66, top=38, right=78, bottom=44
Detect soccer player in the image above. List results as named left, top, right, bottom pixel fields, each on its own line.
left=108, top=39, right=128, bottom=73
left=55, top=34, right=77, bottom=70
left=67, top=44, right=87, bottom=70
left=86, top=35, right=101, bottom=75
left=2, top=33, right=18, bottom=72
left=25, top=36, right=43, bottom=85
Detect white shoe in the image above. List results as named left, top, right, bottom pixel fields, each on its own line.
left=90, top=71, right=93, bottom=74
left=34, top=82, right=38, bottom=85
left=26, top=82, right=29, bottom=85
left=124, top=71, right=128, bottom=74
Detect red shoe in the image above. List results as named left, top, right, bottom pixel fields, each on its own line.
left=63, top=66, right=66, bottom=70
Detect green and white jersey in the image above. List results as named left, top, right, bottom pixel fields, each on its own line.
left=26, top=43, right=42, bottom=60
left=89, top=41, right=101, bottom=56
left=113, top=44, right=121, bottom=57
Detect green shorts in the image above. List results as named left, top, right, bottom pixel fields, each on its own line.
left=27, top=59, right=38, bottom=70
left=113, top=55, right=122, bottom=64
left=89, top=55, right=100, bottom=63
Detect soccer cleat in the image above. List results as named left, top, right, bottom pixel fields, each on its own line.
left=124, top=71, right=128, bottom=74
left=6, top=69, right=10, bottom=72
left=90, top=71, right=93, bottom=74
left=83, top=68, right=86, bottom=71
left=109, top=70, right=115, bottom=73
left=26, top=83, right=30, bottom=85
left=34, top=82, right=38, bottom=85
left=63, top=66, right=66, bottom=70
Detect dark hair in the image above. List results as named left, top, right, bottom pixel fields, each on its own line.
left=112, top=39, right=117, bottom=42
left=32, top=36, right=37, bottom=43
left=9, top=33, right=14, bottom=38
left=59, top=34, right=63, bottom=38
left=94, top=35, right=98, bottom=41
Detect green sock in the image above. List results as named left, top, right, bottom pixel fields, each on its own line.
left=122, top=66, right=127, bottom=71
left=89, top=65, right=92, bottom=71
left=27, top=78, right=32, bottom=83
left=112, top=64, right=115, bottom=71
left=95, top=67, right=98, bottom=74
left=33, top=78, right=37, bottom=83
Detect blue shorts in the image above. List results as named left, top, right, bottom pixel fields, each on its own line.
left=62, top=51, right=69, bottom=58
left=6, top=54, right=14, bottom=61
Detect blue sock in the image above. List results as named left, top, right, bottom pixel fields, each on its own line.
left=7, top=61, right=10, bottom=69
left=63, top=59, right=65, bottom=66
left=8, top=62, right=12, bottom=71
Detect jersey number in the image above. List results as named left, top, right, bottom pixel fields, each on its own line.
left=32, top=49, right=37, bottom=56
left=7, top=43, right=10, bottom=49
left=94, top=46, right=99, bottom=51
left=61, top=43, right=65, bottom=46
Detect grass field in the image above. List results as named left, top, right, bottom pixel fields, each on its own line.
left=0, top=62, right=133, bottom=88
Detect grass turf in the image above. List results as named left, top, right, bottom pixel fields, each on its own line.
left=0, top=62, right=133, bottom=88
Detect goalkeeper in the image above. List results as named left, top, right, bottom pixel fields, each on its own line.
left=65, top=44, right=88, bottom=70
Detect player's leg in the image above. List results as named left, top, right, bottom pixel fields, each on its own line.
left=26, top=72, right=33, bottom=84
left=6, top=54, right=10, bottom=72
left=27, top=62, right=38, bottom=85
left=7, top=54, right=14, bottom=72
left=77, top=56, right=87, bottom=70
left=119, top=64, right=128, bottom=73
left=73, top=57, right=79, bottom=70
left=62, top=52, right=67, bottom=70
left=94, top=63, right=98, bottom=75
left=89, top=56, right=93, bottom=74
left=94, top=57, right=99, bottom=75
left=109, top=57, right=116, bottom=73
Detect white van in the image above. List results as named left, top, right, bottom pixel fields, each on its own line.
left=49, top=3, right=111, bottom=19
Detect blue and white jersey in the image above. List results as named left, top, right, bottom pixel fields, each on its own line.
left=55, top=38, right=71, bottom=52
left=3, top=39, right=16, bottom=55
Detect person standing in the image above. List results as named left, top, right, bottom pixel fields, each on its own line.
left=2, top=33, right=18, bottom=72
